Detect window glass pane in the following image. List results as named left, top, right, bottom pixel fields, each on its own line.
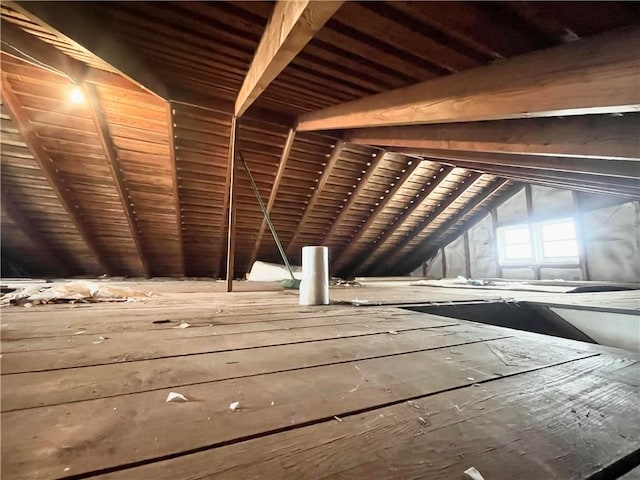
left=541, top=220, right=575, bottom=241
left=542, top=240, right=578, bottom=258
left=503, top=226, right=530, bottom=244
left=505, top=243, right=532, bottom=260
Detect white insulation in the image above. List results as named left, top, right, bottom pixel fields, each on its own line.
left=425, top=185, right=639, bottom=282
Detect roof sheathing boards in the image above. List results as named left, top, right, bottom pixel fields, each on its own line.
left=0, top=98, right=96, bottom=276
left=234, top=117, right=290, bottom=275
left=354, top=162, right=454, bottom=274
left=172, top=103, right=231, bottom=277
left=2, top=56, right=141, bottom=275
left=96, top=82, right=179, bottom=276
left=1, top=3, right=117, bottom=73
left=263, top=131, right=337, bottom=265
left=1, top=203, right=58, bottom=276
left=293, top=144, right=379, bottom=249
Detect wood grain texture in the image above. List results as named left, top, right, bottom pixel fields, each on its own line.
left=345, top=114, right=640, bottom=160
left=0, top=335, right=596, bottom=479
left=92, top=354, right=639, bottom=480
left=235, top=0, right=344, bottom=116
left=2, top=324, right=506, bottom=411
left=11, top=0, right=170, bottom=99
left=0, top=314, right=457, bottom=373
left=85, top=83, right=149, bottom=276
left=297, top=27, right=640, bottom=130
left=1, top=74, right=112, bottom=274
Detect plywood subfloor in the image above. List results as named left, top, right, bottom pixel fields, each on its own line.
left=1, top=280, right=639, bottom=479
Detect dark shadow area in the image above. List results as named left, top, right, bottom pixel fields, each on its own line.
left=404, top=301, right=596, bottom=344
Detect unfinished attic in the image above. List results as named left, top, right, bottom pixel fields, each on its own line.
left=1, top=1, right=639, bottom=479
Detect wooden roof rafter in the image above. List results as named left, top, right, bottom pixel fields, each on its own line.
left=355, top=166, right=458, bottom=275
left=1, top=74, right=113, bottom=275
left=285, top=139, right=345, bottom=256
left=235, top=0, right=344, bottom=117
left=297, top=26, right=640, bottom=131
left=425, top=158, right=640, bottom=198
left=0, top=189, right=72, bottom=277
left=390, top=148, right=640, bottom=180
left=369, top=171, right=485, bottom=276
left=394, top=178, right=515, bottom=274
left=166, top=101, right=186, bottom=277
left=247, top=127, right=296, bottom=269
left=331, top=158, right=421, bottom=274
left=320, top=148, right=387, bottom=246
left=345, top=113, right=640, bottom=161
left=0, top=18, right=148, bottom=93
left=84, top=82, right=150, bottom=277
left=10, top=0, right=170, bottom=100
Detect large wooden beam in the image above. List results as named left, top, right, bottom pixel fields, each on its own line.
left=464, top=170, right=639, bottom=200
left=1, top=190, right=72, bottom=277
left=345, top=114, right=640, bottom=160
left=297, top=27, right=640, bottom=131
left=320, top=149, right=386, bottom=246
left=1, top=74, right=113, bottom=274
left=235, top=0, right=343, bottom=116
left=285, top=140, right=345, bottom=255
left=391, top=148, right=640, bottom=180
left=355, top=166, right=456, bottom=275
left=396, top=178, right=522, bottom=273
left=366, top=171, right=483, bottom=275
left=331, top=159, right=421, bottom=273
left=171, top=89, right=296, bottom=128
left=11, top=1, right=169, bottom=99
left=84, top=83, right=150, bottom=277
left=428, top=159, right=640, bottom=196
left=247, top=128, right=296, bottom=268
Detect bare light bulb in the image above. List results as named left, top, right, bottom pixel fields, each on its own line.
left=70, top=87, right=84, bottom=104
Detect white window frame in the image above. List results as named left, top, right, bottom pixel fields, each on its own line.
left=497, top=217, right=579, bottom=266
left=497, top=223, right=534, bottom=265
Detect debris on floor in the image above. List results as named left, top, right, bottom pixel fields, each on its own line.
left=332, top=279, right=361, bottom=287
left=174, top=321, right=191, bottom=329
left=463, top=467, right=486, bottom=480
left=387, top=330, right=399, bottom=335
left=166, top=392, right=189, bottom=403
left=1, top=281, right=151, bottom=306
left=229, top=401, right=240, bottom=411
left=351, top=298, right=370, bottom=306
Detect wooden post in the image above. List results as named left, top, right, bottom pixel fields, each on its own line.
left=226, top=116, right=238, bottom=292
left=572, top=191, right=591, bottom=281
left=490, top=208, right=502, bottom=278
left=441, top=247, right=447, bottom=279
left=463, top=230, right=471, bottom=279
left=524, top=184, right=540, bottom=280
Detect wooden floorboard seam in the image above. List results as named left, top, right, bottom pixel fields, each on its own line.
left=53, top=352, right=602, bottom=480
left=1, top=323, right=460, bottom=375
left=585, top=447, right=640, bottom=480
left=2, top=334, right=513, bottom=413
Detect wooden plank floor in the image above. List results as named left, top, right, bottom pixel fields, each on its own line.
left=1, top=280, right=639, bottom=479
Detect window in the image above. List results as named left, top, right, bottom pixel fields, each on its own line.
left=535, top=218, right=579, bottom=264
left=497, top=224, right=533, bottom=264
left=497, top=217, right=579, bottom=266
